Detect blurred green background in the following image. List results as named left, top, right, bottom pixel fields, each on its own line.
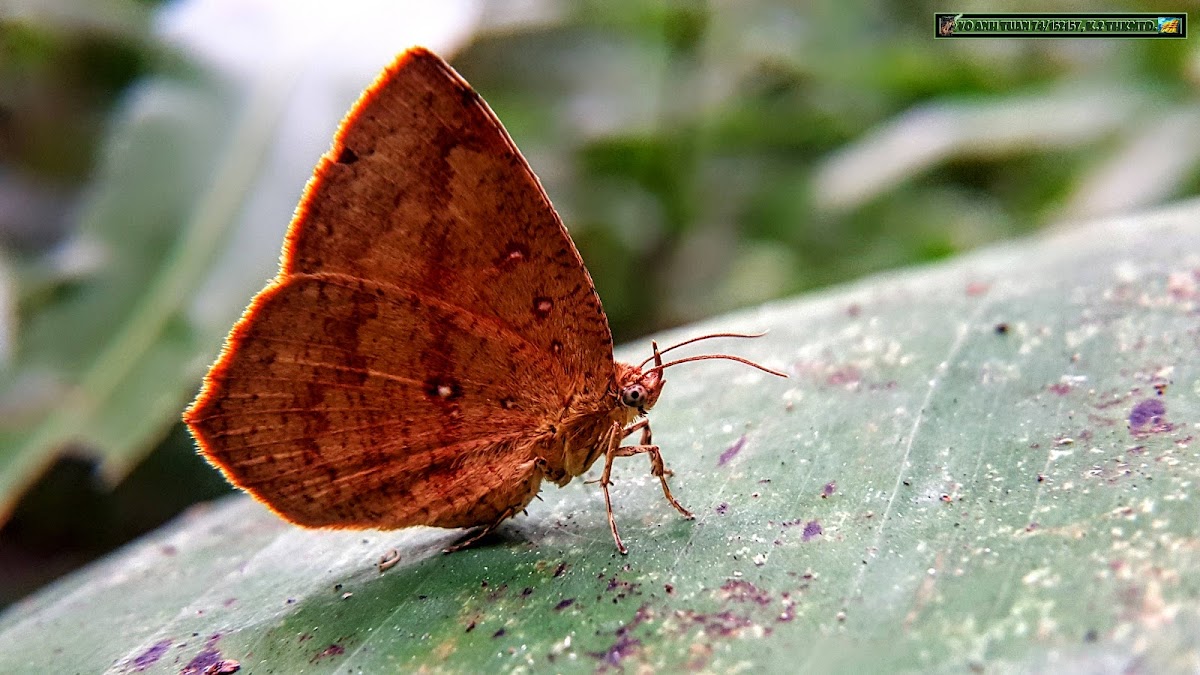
left=0, top=0, right=1197, bottom=609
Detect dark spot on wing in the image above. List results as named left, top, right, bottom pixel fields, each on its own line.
left=424, top=376, right=463, bottom=401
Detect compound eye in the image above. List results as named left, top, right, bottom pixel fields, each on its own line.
left=621, top=385, right=647, bottom=407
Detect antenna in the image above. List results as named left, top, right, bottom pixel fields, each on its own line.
left=636, top=332, right=769, bottom=370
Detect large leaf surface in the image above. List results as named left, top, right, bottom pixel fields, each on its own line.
left=1, top=202, right=1198, bottom=672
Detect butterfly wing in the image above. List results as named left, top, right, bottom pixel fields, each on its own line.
left=186, top=49, right=612, bottom=529
left=188, top=272, right=554, bottom=528
left=285, top=48, right=612, bottom=399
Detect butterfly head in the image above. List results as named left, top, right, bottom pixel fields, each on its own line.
left=614, top=332, right=791, bottom=417
left=616, top=348, right=666, bottom=415
left=614, top=333, right=790, bottom=416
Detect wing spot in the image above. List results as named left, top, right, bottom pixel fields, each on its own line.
left=550, top=340, right=564, bottom=355
left=496, top=241, right=530, bottom=268
left=336, top=146, right=359, bottom=164
left=424, top=376, right=463, bottom=401
left=533, top=296, right=553, bottom=319
left=500, top=397, right=517, bottom=410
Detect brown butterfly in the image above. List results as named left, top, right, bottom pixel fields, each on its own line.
left=184, top=47, right=786, bottom=555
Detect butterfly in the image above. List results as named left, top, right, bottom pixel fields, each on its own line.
left=184, top=47, right=785, bottom=554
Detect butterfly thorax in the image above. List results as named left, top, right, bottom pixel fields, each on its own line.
left=539, top=361, right=664, bottom=485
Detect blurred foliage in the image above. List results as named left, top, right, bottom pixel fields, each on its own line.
left=0, top=0, right=1198, bottom=609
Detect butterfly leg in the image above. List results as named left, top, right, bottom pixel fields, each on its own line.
left=629, top=420, right=693, bottom=520
left=585, top=421, right=647, bottom=485
left=599, top=421, right=630, bottom=554
left=442, top=506, right=517, bottom=554
left=599, top=420, right=695, bottom=554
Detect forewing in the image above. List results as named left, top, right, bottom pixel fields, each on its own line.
left=283, top=48, right=612, bottom=402
left=186, top=272, right=550, bottom=529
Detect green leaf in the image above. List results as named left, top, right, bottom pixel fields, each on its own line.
left=0, top=68, right=303, bottom=518
left=2, top=201, right=1198, bottom=672
left=0, top=78, right=227, bottom=514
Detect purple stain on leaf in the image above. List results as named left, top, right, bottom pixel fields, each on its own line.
left=720, top=579, right=771, bottom=605
left=1129, top=399, right=1166, bottom=430
left=180, top=648, right=222, bottom=675
left=592, top=635, right=642, bottom=668
left=129, top=639, right=171, bottom=670
left=802, top=520, right=823, bottom=542
left=310, top=644, right=345, bottom=663
left=615, top=604, right=654, bottom=637
left=718, top=435, right=747, bottom=466
left=826, top=366, right=861, bottom=387
left=715, top=502, right=729, bottom=515
left=675, top=609, right=754, bottom=637
left=554, top=598, right=575, bottom=611
left=822, top=481, right=837, bottom=498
